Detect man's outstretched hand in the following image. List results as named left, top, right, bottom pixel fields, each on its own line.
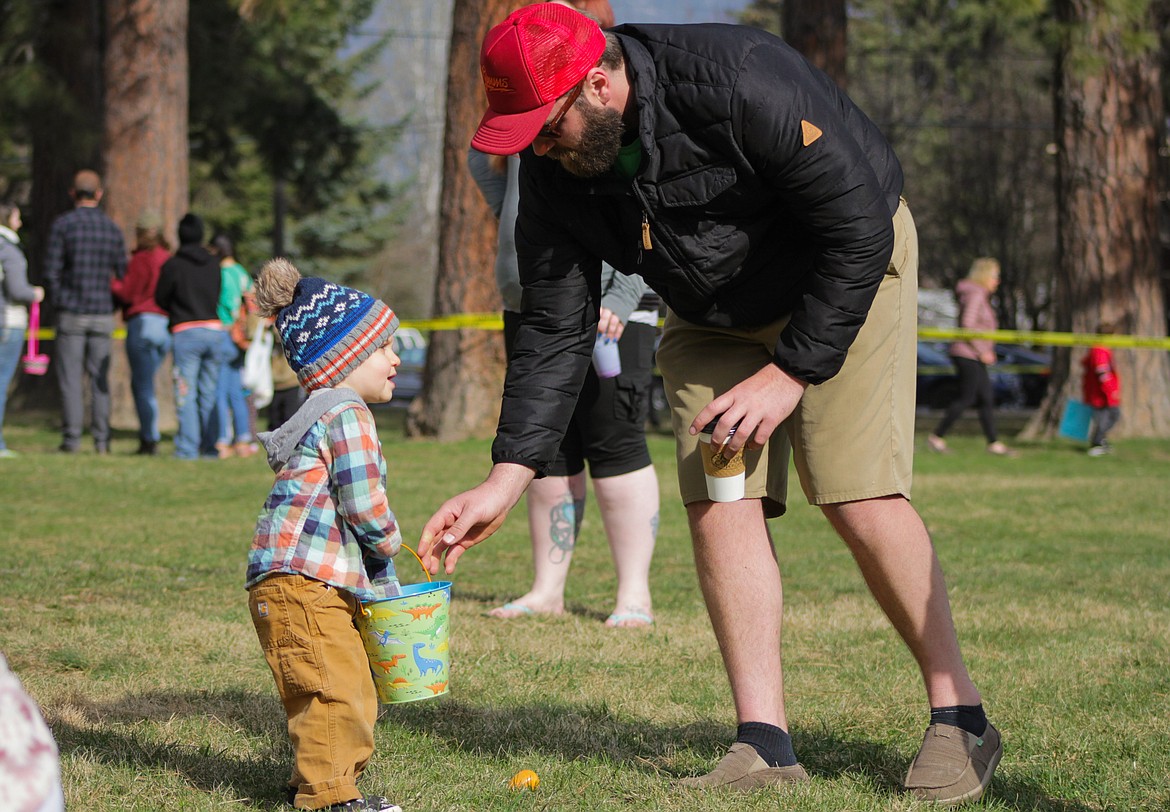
left=689, top=362, right=808, bottom=455
left=418, top=463, right=534, bottom=575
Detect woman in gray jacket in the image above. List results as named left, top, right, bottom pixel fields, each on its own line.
left=0, top=201, right=45, bottom=457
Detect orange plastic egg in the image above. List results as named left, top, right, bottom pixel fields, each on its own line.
left=508, top=769, right=540, bottom=791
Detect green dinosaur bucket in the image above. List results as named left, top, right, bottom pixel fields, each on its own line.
left=357, top=548, right=451, bottom=704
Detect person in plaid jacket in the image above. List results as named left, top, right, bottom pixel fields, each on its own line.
left=43, top=170, right=127, bottom=454
left=245, top=258, right=404, bottom=812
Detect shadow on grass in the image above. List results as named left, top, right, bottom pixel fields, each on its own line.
left=386, top=698, right=1095, bottom=811
left=52, top=689, right=1095, bottom=811
left=52, top=689, right=289, bottom=809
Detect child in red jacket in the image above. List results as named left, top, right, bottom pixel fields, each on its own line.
left=1081, top=322, right=1122, bottom=456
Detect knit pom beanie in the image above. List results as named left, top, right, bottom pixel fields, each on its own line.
left=254, top=258, right=399, bottom=392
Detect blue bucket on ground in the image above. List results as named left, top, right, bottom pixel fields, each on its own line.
left=356, top=547, right=451, bottom=704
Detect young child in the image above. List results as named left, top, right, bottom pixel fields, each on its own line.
left=247, top=258, right=404, bottom=812
left=1081, top=321, right=1122, bottom=456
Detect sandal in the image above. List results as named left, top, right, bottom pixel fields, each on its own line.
left=927, top=434, right=950, bottom=454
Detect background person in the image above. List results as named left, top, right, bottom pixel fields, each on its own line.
left=248, top=258, right=403, bottom=812
left=43, top=169, right=127, bottom=454
left=267, top=327, right=306, bottom=431
left=111, top=212, right=171, bottom=456
left=469, top=144, right=660, bottom=627
left=420, top=5, right=1000, bottom=805
left=155, top=214, right=223, bottom=460
left=1081, top=321, right=1122, bottom=456
left=928, top=258, right=1017, bottom=456
left=210, top=233, right=257, bottom=458
left=466, top=1, right=658, bottom=627
left=0, top=201, right=46, bottom=459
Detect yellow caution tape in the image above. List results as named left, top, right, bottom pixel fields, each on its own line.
left=28, top=319, right=1170, bottom=350
left=399, top=313, right=504, bottom=331
left=919, top=326, right=1170, bottom=351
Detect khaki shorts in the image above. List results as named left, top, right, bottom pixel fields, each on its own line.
left=657, top=199, right=918, bottom=517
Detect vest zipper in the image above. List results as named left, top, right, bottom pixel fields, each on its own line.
left=632, top=184, right=654, bottom=264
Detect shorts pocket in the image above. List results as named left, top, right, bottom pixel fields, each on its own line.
left=613, top=378, right=648, bottom=423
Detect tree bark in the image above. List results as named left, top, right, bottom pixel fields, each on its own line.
left=102, top=0, right=189, bottom=433
left=405, top=0, right=509, bottom=441
left=1024, top=0, right=1170, bottom=439
left=102, top=0, right=188, bottom=246
left=783, top=0, right=847, bottom=89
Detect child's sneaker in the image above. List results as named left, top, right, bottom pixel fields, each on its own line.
left=325, top=797, right=402, bottom=812
left=1087, top=444, right=1109, bottom=457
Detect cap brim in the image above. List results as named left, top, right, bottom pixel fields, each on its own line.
left=471, top=101, right=556, bottom=155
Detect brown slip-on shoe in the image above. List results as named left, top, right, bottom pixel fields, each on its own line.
left=679, top=742, right=809, bottom=790
left=905, top=723, right=1002, bottom=805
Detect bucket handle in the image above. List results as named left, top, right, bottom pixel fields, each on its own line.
left=402, top=543, right=431, bottom=583
left=363, top=543, right=431, bottom=618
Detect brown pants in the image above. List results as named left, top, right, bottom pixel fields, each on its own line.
left=248, top=574, right=377, bottom=810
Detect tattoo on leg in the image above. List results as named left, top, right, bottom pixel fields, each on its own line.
left=547, top=495, right=579, bottom=564
left=651, top=511, right=659, bottom=539
left=573, top=496, right=585, bottom=536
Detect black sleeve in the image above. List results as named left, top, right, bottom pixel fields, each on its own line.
left=490, top=158, right=600, bottom=475
left=732, top=42, right=896, bottom=383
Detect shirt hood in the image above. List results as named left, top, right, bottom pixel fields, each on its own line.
left=257, top=388, right=365, bottom=472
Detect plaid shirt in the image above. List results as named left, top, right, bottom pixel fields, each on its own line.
left=247, top=401, right=402, bottom=601
left=44, top=205, right=127, bottom=314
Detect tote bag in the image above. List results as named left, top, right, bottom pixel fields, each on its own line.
left=241, top=322, right=274, bottom=409
left=1058, top=399, right=1093, bottom=442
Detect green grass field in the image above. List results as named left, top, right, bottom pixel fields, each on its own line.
left=2, top=411, right=1168, bottom=811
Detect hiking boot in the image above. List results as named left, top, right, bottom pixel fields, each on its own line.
left=323, top=797, right=402, bottom=811
left=904, top=723, right=1002, bottom=805
left=679, top=742, right=809, bottom=790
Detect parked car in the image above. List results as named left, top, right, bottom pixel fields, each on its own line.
left=389, top=327, right=427, bottom=404
left=916, top=341, right=1050, bottom=409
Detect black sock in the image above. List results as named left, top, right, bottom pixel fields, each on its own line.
left=736, top=721, right=797, bottom=767
left=930, top=704, right=988, bottom=737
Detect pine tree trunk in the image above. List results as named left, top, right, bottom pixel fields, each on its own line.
left=103, top=0, right=189, bottom=433
left=405, top=0, right=509, bottom=441
left=1023, top=0, right=1170, bottom=439
left=783, top=0, right=847, bottom=89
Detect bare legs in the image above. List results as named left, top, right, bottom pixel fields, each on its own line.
left=822, top=495, right=980, bottom=708
left=688, top=494, right=979, bottom=728
left=689, top=498, right=787, bottom=727
left=594, top=464, right=659, bottom=625
left=488, top=472, right=585, bottom=617
left=489, top=464, right=659, bottom=625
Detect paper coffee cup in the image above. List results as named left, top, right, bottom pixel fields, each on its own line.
left=592, top=334, right=622, bottom=379
left=698, top=424, right=746, bottom=502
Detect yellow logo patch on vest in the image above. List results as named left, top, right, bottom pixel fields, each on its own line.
left=801, top=120, right=823, bottom=147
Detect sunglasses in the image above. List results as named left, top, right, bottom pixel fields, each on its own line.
left=537, top=84, right=583, bottom=140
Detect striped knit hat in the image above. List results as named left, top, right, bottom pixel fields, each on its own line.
left=254, top=258, right=399, bottom=392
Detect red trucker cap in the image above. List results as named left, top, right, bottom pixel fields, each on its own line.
left=471, top=3, right=607, bottom=155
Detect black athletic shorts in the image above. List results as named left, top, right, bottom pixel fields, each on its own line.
left=503, top=311, right=654, bottom=479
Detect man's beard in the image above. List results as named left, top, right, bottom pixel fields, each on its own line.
left=547, top=102, right=626, bottom=178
